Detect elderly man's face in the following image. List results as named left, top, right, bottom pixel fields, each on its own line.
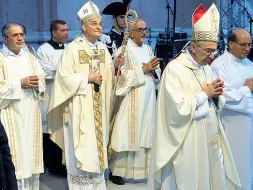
left=3, top=25, right=25, bottom=54
left=83, top=17, right=102, bottom=39
left=130, top=20, right=147, bottom=46
left=230, top=32, right=252, bottom=59
left=191, top=41, right=217, bottom=65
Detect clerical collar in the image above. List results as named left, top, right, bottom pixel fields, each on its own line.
left=186, top=50, right=202, bottom=69
left=225, top=49, right=244, bottom=63
left=82, top=34, right=98, bottom=47
left=48, top=39, right=64, bottom=50
left=1, top=43, right=24, bottom=57
left=112, top=27, right=123, bottom=35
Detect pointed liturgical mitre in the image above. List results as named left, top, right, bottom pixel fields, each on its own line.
left=77, top=1, right=101, bottom=24
left=191, top=3, right=220, bottom=42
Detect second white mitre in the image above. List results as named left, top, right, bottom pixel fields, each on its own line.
left=77, top=1, right=101, bottom=23
left=192, top=3, right=220, bottom=42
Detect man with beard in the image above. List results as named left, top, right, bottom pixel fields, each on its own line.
left=36, top=20, right=68, bottom=176
left=148, top=3, right=242, bottom=190
left=109, top=19, right=161, bottom=185
left=211, top=28, right=253, bottom=190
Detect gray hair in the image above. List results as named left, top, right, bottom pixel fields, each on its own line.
left=191, top=41, right=204, bottom=46
left=2, top=22, right=24, bottom=37
left=128, top=19, right=145, bottom=32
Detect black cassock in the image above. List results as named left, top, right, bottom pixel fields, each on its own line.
left=0, top=121, right=18, bottom=190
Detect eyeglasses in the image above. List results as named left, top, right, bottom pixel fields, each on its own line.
left=5, top=33, right=26, bottom=39
left=132, top=27, right=147, bottom=34
left=196, top=44, right=216, bottom=56
left=233, top=41, right=252, bottom=50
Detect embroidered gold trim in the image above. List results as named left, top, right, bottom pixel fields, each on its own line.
left=79, top=50, right=92, bottom=64
left=99, top=50, right=105, bottom=63
left=0, top=56, right=7, bottom=88
left=5, top=107, right=20, bottom=173
left=33, top=104, right=42, bottom=170
left=93, top=90, right=104, bottom=173
left=81, top=14, right=100, bottom=24
left=91, top=54, right=105, bottom=173
left=127, top=50, right=138, bottom=149
left=128, top=88, right=138, bottom=149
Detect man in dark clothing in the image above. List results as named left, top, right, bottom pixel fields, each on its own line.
left=100, top=1, right=130, bottom=58
left=0, top=121, right=18, bottom=190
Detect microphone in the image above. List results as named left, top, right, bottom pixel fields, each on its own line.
left=94, top=84, right=100, bottom=92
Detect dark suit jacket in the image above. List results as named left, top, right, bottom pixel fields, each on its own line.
left=0, top=121, right=18, bottom=190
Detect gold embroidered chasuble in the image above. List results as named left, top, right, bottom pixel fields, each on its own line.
left=0, top=47, right=45, bottom=180
left=47, top=35, right=114, bottom=174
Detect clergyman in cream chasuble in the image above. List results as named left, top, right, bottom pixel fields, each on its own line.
left=47, top=34, right=114, bottom=188
left=148, top=51, right=242, bottom=190
left=109, top=38, right=161, bottom=179
left=0, top=45, right=45, bottom=182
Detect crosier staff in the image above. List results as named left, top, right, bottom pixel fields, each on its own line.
left=109, top=9, right=138, bottom=149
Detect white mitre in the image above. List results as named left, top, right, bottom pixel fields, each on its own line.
left=191, top=3, right=220, bottom=42
left=77, top=1, right=101, bottom=23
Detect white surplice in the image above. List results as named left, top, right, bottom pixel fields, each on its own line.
left=109, top=39, right=161, bottom=179
left=211, top=50, right=253, bottom=190
left=47, top=35, right=114, bottom=190
left=148, top=51, right=241, bottom=190
left=0, top=44, right=45, bottom=189
left=36, top=42, right=64, bottom=133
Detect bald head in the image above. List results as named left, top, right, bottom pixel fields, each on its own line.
left=228, top=28, right=251, bottom=44
left=128, top=19, right=147, bottom=46
left=128, top=19, right=146, bottom=32
left=228, top=28, right=252, bottom=59
left=234, top=28, right=251, bottom=38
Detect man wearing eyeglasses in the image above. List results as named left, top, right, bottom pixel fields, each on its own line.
left=0, top=22, right=45, bottom=189
left=211, top=28, right=253, bottom=190
left=148, top=4, right=242, bottom=190
left=108, top=18, right=161, bottom=183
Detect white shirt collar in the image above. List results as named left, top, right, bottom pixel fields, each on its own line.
left=128, top=38, right=144, bottom=48
left=225, top=49, right=244, bottom=63
left=1, top=43, right=24, bottom=56
left=185, top=50, right=202, bottom=69
left=82, top=34, right=98, bottom=47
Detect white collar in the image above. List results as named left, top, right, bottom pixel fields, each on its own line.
left=128, top=38, right=144, bottom=48
left=82, top=34, right=98, bottom=47
left=1, top=43, right=24, bottom=57
left=185, top=50, right=202, bottom=69
left=225, top=49, right=244, bottom=63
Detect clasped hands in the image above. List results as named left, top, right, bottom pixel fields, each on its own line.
left=202, top=78, right=224, bottom=99
left=20, top=75, right=39, bottom=89
left=142, top=57, right=159, bottom=73
left=88, top=68, right=102, bottom=85
left=244, top=78, right=253, bottom=91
